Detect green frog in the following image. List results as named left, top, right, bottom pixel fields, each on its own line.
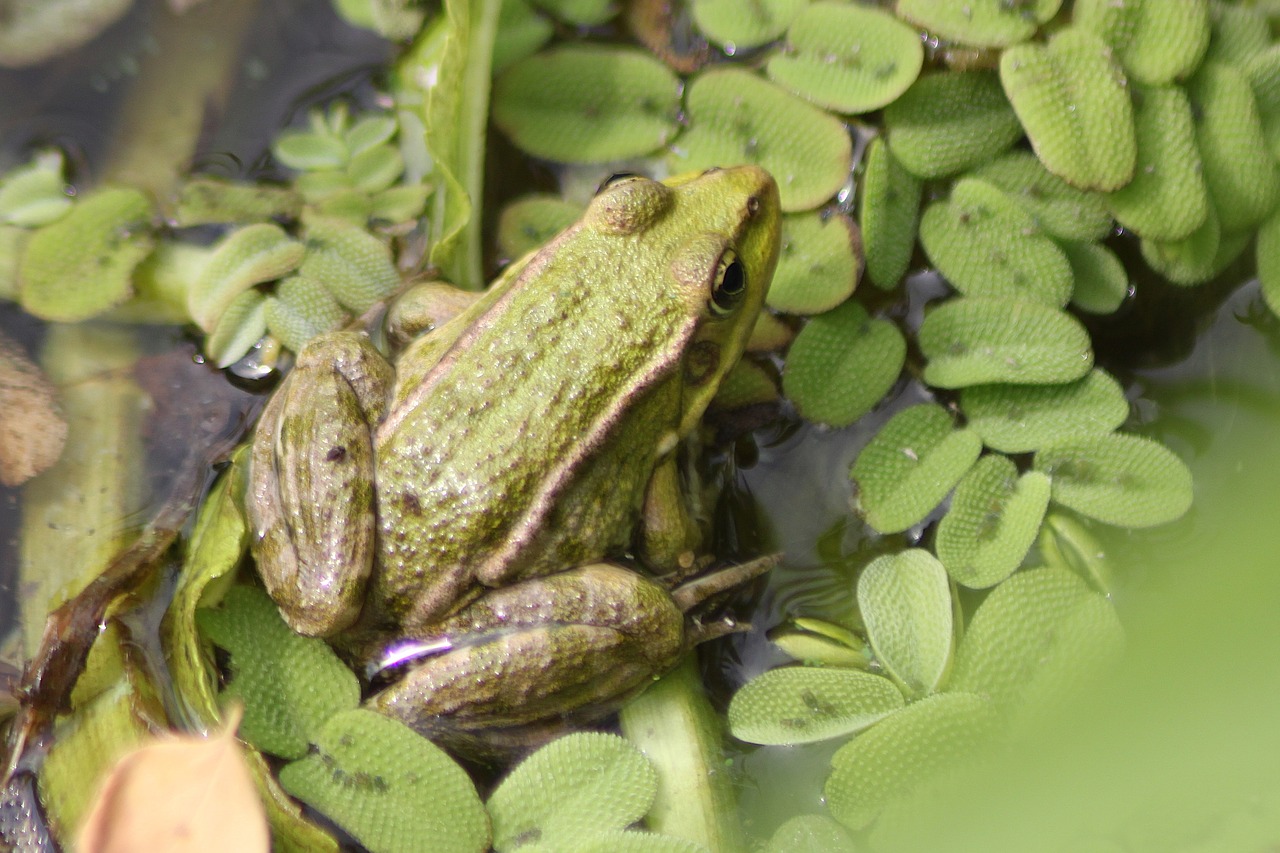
left=246, top=166, right=781, bottom=752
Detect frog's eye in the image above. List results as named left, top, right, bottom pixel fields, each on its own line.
left=597, top=172, right=643, bottom=192
left=710, top=250, right=746, bottom=316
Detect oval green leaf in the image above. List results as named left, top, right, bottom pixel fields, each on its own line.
left=767, top=2, right=922, bottom=114
left=884, top=71, right=1023, bottom=179
left=1205, top=2, right=1269, bottom=65
left=1073, top=0, right=1210, bottom=85
left=497, top=194, right=583, bottom=262
left=1138, top=196, right=1222, bottom=285
left=0, top=150, right=71, bottom=227
left=206, top=289, right=268, bottom=368
left=18, top=187, right=153, bottom=322
left=960, top=368, right=1129, bottom=454
left=850, top=403, right=982, bottom=533
left=1062, top=239, right=1130, bottom=315
left=187, top=222, right=304, bottom=332
left=1105, top=83, right=1208, bottom=241
left=974, top=150, right=1113, bottom=242
left=936, top=455, right=1051, bottom=588
left=767, top=211, right=860, bottom=315
left=782, top=299, right=906, bottom=427
left=825, top=691, right=997, bottom=831
left=895, top=0, right=1062, bottom=48
left=857, top=549, right=953, bottom=698
left=860, top=136, right=922, bottom=290
left=765, top=814, right=859, bottom=853
left=1000, top=27, right=1137, bottom=191
left=493, top=0, right=554, bottom=75
left=1245, top=46, right=1280, bottom=160
left=693, top=0, right=807, bottom=50
left=1258, top=205, right=1280, bottom=318
left=488, top=732, right=656, bottom=848
left=671, top=67, right=853, bottom=212
left=493, top=46, right=681, bottom=164
left=728, top=667, right=905, bottom=745
left=919, top=178, right=1073, bottom=306
left=949, top=566, right=1124, bottom=714
left=919, top=296, right=1094, bottom=388
left=1034, top=432, right=1193, bottom=527
left=278, top=709, right=489, bottom=853
left=298, top=214, right=400, bottom=311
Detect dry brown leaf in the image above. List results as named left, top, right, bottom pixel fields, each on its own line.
left=0, top=331, right=67, bottom=486
left=77, top=706, right=269, bottom=853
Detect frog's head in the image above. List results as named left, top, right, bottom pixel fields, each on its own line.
left=607, top=165, right=781, bottom=434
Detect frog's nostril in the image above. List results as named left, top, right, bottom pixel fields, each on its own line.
left=746, top=196, right=760, bottom=217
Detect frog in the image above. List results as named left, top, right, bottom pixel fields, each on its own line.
left=246, top=165, right=781, bottom=753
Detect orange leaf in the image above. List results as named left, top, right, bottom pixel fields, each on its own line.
left=77, top=706, right=268, bottom=853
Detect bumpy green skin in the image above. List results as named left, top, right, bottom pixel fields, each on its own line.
left=247, top=166, right=780, bottom=741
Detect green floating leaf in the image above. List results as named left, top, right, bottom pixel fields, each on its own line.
left=919, top=296, right=1094, bottom=388
left=1061, top=240, right=1129, bottom=315
left=710, top=358, right=779, bottom=410
left=488, top=732, right=655, bottom=850
left=188, top=222, right=304, bottom=332
left=347, top=143, right=405, bottom=194
left=206, top=289, right=268, bottom=368
left=517, top=830, right=707, bottom=853
left=825, top=692, right=997, bottom=831
left=0, top=150, right=71, bottom=227
left=493, top=46, right=681, bottom=164
left=671, top=67, right=853, bottom=212
left=692, top=0, right=807, bottom=50
left=747, top=310, right=795, bottom=352
left=299, top=214, right=400, bottom=311
left=782, top=299, right=905, bottom=427
left=728, top=667, right=904, bottom=746
left=851, top=404, right=982, bottom=534
left=1139, top=196, right=1223, bottom=285
left=1038, top=511, right=1115, bottom=596
left=534, top=0, right=616, bottom=26
left=1105, top=84, right=1208, bottom=240
left=973, top=150, right=1112, bottom=242
left=1033, top=432, right=1194, bottom=527
left=768, top=211, right=859, bottom=314
left=344, top=114, right=398, bottom=155
left=919, top=178, right=1073, bottom=306
left=936, top=455, right=1051, bottom=588
left=895, top=0, right=1062, bottom=48
left=884, top=71, right=1023, bottom=180
left=279, top=709, right=489, bottom=853
left=497, top=194, right=583, bottom=262
left=197, top=585, right=360, bottom=761
left=1258, top=205, right=1280, bottom=318
left=274, top=128, right=348, bottom=171
left=1000, top=26, right=1137, bottom=191
left=949, top=566, right=1123, bottom=714
left=1205, top=1, right=1270, bottom=65
left=493, top=0, right=554, bottom=75
left=860, top=137, right=921, bottom=290
left=174, top=178, right=303, bottom=227
left=766, top=2, right=922, bottom=114
left=961, top=368, right=1129, bottom=454
left=1073, top=0, right=1210, bottom=85
left=770, top=618, right=870, bottom=669
left=18, top=186, right=153, bottom=322
left=263, top=275, right=349, bottom=354
left=765, top=814, right=859, bottom=853
left=858, top=549, right=953, bottom=698
left=1245, top=47, right=1280, bottom=160
left=1189, top=61, right=1280, bottom=234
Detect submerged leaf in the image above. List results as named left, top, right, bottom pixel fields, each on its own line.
left=728, top=667, right=904, bottom=745
left=1033, top=432, right=1194, bottom=527
left=919, top=297, right=1094, bottom=388
left=487, top=732, right=656, bottom=850
left=936, top=455, right=1051, bottom=588
left=493, top=46, right=680, bottom=164
left=672, top=67, right=853, bottom=212
left=767, top=2, right=922, bottom=114
left=825, top=692, right=997, bottom=831
left=279, top=710, right=489, bottom=853
left=860, top=137, right=921, bottom=289
left=851, top=404, right=982, bottom=533
left=857, top=550, right=953, bottom=698
left=885, top=71, right=1023, bottom=179
left=1000, top=27, right=1137, bottom=191
left=919, top=178, right=1073, bottom=306
left=960, top=368, right=1129, bottom=453
left=497, top=194, right=583, bottom=262
left=782, top=300, right=905, bottom=427
left=767, top=211, right=859, bottom=314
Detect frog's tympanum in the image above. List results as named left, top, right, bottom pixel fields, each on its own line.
left=247, top=166, right=781, bottom=754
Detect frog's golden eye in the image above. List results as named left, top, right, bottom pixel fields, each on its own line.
left=597, top=172, right=643, bottom=192
left=710, top=250, right=746, bottom=316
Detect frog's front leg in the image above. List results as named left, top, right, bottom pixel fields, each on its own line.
left=638, top=450, right=704, bottom=573
left=247, top=331, right=394, bottom=637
